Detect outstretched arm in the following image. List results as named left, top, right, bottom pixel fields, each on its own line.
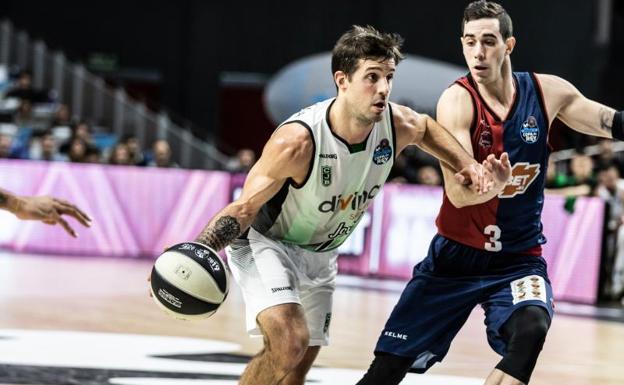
left=194, top=123, right=312, bottom=251
left=537, top=74, right=618, bottom=138
left=392, top=102, right=488, bottom=194
left=434, top=85, right=511, bottom=208
left=0, top=188, right=91, bottom=237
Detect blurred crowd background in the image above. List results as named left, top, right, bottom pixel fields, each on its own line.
left=1, top=0, right=624, bottom=305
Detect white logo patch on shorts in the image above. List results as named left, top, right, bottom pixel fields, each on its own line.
left=510, top=275, right=547, bottom=305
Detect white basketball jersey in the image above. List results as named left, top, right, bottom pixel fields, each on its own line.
left=251, top=98, right=395, bottom=252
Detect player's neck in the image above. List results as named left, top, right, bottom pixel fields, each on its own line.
left=329, top=98, right=375, bottom=144
left=477, top=60, right=515, bottom=109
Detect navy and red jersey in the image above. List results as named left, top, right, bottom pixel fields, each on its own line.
left=436, top=72, right=550, bottom=255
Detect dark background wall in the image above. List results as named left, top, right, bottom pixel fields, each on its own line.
left=0, top=0, right=617, bottom=153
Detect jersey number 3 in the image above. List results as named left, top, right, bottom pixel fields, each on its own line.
left=484, top=225, right=502, bottom=252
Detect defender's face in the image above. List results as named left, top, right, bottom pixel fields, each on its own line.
left=342, top=58, right=395, bottom=124
left=462, top=18, right=512, bottom=84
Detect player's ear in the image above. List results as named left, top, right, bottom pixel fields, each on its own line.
left=334, top=71, right=348, bottom=91
left=505, top=36, right=516, bottom=55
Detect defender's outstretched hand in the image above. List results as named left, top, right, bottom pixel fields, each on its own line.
left=12, top=195, right=92, bottom=237
left=483, top=152, right=512, bottom=187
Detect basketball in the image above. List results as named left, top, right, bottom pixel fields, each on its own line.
left=150, top=242, right=229, bottom=320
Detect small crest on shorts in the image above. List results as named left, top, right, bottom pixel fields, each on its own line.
left=321, top=165, right=332, bottom=186
left=520, top=116, right=540, bottom=144
left=372, top=139, right=392, bottom=165
left=510, top=275, right=547, bottom=305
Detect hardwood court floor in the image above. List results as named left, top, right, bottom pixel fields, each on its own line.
left=0, top=252, right=622, bottom=385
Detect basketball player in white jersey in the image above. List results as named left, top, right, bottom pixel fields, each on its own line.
left=192, top=25, right=509, bottom=385
left=0, top=187, right=91, bottom=237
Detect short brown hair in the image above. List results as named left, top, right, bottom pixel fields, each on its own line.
left=331, top=25, right=404, bottom=78
left=463, top=1, right=513, bottom=40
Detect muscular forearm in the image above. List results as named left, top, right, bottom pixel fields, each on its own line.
left=194, top=202, right=257, bottom=251
left=441, top=164, right=507, bottom=208
left=446, top=183, right=501, bottom=208
left=0, top=188, right=22, bottom=214
left=420, top=116, right=476, bottom=172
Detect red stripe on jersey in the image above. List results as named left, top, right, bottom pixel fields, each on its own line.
left=436, top=76, right=502, bottom=251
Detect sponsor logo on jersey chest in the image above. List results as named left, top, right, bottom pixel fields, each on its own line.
left=372, top=138, right=392, bottom=165
left=318, top=185, right=380, bottom=212
left=520, top=116, right=540, bottom=144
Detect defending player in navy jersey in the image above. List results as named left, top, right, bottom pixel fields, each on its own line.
left=189, top=26, right=507, bottom=385
left=356, top=2, right=624, bottom=385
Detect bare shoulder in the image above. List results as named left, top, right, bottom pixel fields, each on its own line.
left=534, top=73, right=579, bottom=101
left=266, top=122, right=314, bottom=163
left=534, top=73, right=583, bottom=121
left=391, top=102, right=425, bottom=130
left=391, top=102, right=428, bottom=147
left=436, top=84, right=473, bottom=133
left=254, top=122, right=313, bottom=181
left=438, top=83, right=473, bottom=106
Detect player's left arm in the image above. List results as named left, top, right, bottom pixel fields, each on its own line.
left=392, top=103, right=488, bottom=193
left=537, top=74, right=619, bottom=139
left=0, top=187, right=92, bottom=237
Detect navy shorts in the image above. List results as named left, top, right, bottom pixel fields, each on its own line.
left=375, top=234, right=555, bottom=373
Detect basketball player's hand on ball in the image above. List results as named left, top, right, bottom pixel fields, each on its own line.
left=13, top=195, right=91, bottom=237
left=483, top=152, right=512, bottom=188
left=454, top=162, right=491, bottom=194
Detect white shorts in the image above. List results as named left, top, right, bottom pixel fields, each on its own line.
left=225, top=227, right=338, bottom=346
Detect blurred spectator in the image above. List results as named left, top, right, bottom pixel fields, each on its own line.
left=50, top=104, right=73, bottom=128
left=67, top=137, right=88, bottom=163
left=29, top=130, right=67, bottom=161
left=5, top=69, right=49, bottom=103
left=416, top=165, right=442, bottom=186
left=569, top=153, right=597, bottom=193
left=84, top=146, right=101, bottom=164
left=546, top=152, right=597, bottom=214
left=5, top=70, right=35, bottom=102
left=73, top=121, right=92, bottom=143
left=0, top=134, right=16, bottom=158
left=388, top=148, right=419, bottom=183
left=546, top=152, right=597, bottom=197
left=595, top=166, right=624, bottom=302
left=60, top=121, right=93, bottom=154
left=148, top=139, right=178, bottom=168
left=593, top=139, right=624, bottom=177
left=545, top=157, right=568, bottom=188
left=108, top=143, right=132, bottom=166
left=120, top=134, right=146, bottom=166
left=226, top=148, right=256, bottom=173
left=13, top=99, right=37, bottom=128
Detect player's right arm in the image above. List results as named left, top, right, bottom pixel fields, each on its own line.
left=194, top=123, right=312, bottom=251
left=436, top=85, right=511, bottom=208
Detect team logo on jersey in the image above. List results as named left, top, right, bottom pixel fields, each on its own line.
left=479, top=127, right=493, bottom=149
left=520, top=116, right=540, bottom=144
left=321, top=165, right=332, bottom=186
left=498, top=162, right=541, bottom=198
left=372, top=139, right=392, bottom=165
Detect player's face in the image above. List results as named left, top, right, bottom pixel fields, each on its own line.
left=461, top=18, right=513, bottom=84
left=343, top=58, right=395, bottom=124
